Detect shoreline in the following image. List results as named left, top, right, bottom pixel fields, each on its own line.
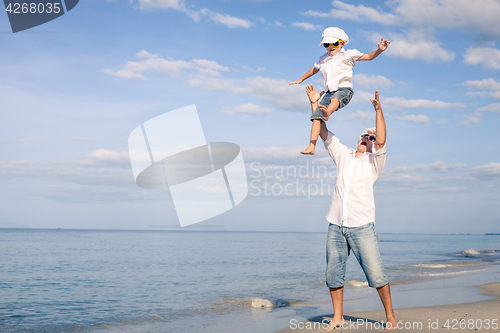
left=273, top=282, right=500, bottom=332
left=219, top=267, right=500, bottom=333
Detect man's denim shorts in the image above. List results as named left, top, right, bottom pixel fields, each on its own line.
left=310, top=87, right=353, bottom=121
left=325, top=222, right=389, bottom=288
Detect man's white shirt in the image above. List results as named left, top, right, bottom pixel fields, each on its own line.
left=323, top=131, right=386, bottom=227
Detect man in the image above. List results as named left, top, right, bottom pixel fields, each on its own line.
left=304, top=84, right=397, bottom=330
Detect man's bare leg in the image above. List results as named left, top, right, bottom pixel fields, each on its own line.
left=321, top=98, right=340, bottom=121
left=325, top=286, right=344, bottom=331
left=301, top=85, right=325, bottom=155
left=377, top=284, right=398, bottom=330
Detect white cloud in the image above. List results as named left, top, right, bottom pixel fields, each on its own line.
left=393, top=0, right=500, bottom=38
left=189, top=76, right=308, bottom=112
left=291, top=22, right=322, bottom=31
left=471, top=163, right=500, bottom=178
left=192, top=59, right=230, bottom=76
left=88, top=149, right=130, bottom=164
left=344, top=110, right=374, bottom=124
left=464, top=48, right=500, bottom=69
left=221, top=104, right=274, bottom=116
left=460, top=117, right=482, bottom=125
left=103, top=52, right=229, bottom=80
left=0, top=149, right=131, bottom=185
left=477, top=103, right=500, bottom=113
left=350, top=90, right=376, bottom=105
left=305, top=0, right=500, bottom=39
left=370, top=29, right=454, bottom=62
left=353, top=74, right=393, bottom=89
left=138, top=0, right=184, bottom=10
left=244, top=77, right=308, bottom=112
left=436, top=119, right=449, bottom=124
left=136, top=1, right=253, bottom=28
left=234, top=62, right=265, bottom=72
left=187, top=77, right=249, bottom=94
left=462, top=78, right=500, bottom=100
left=390, top=161, right=466, bottom=173
left=394, top=114, right=431, bottom=123
left=199, top=8, right=254, bottom=29
left=384, top=97, right=465, bottom=109
left=303, top=0, right=397, bottom=25
left=102, top=69, right=146, bottom=80
left=462, top=78, right=500, bottom=91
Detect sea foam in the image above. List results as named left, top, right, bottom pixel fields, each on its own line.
left=250, top=298, right=274, bottom=308
left=345, top=280, right=369, bottom=288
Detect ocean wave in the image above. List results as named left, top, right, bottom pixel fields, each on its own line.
left=345, top=280, right=369, bottom=288
left=455, top=249, right=500, bottom=257
left=411, top=264, right=451, bottom=268
left=215, top=297, right=292, bottom=310
left=463, top=249, right=481, bottom=255
left=250, top=298, right=274, bottom=308
left=410, top=263, right=477, bottom=269
left=422, top=266, right=496, bottom=276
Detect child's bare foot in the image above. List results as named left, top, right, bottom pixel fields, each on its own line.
left=300, top=144, right=315, bottom=155
left=324, top=317, right=344, bottom=331
left=306, top=84, right=324, bottom=104
left=321, top=109, right=332, bottom=121
left=317, top=104, right=331, bottom=121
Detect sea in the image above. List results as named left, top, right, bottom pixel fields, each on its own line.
left=1, top=229, right=499, bottom=333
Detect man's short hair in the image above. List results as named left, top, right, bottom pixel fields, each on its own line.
left=358, top=127, right=376, bottom=142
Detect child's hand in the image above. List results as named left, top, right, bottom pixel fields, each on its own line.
left=378, top=38, right=391, bottom=51
left=289, top=79, right=303, bottom=85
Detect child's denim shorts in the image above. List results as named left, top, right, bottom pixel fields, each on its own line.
left=325, top=222, right=389, bottom=289
left=310, top=87, right=353, bottom=121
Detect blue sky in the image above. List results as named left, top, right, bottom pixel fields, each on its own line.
left=1, top=0, right=500, bottom=233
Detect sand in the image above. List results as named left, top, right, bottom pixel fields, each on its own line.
left=274, top=283, right=500, bottom=332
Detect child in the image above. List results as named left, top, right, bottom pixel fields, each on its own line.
left=289, top=27, right=390, bottom=155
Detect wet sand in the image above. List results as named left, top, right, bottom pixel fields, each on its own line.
left=274, top=283, right=500, bottom=332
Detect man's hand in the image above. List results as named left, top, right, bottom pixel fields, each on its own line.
left=305, top=84, right=324, bottom=104
left=289, top=79, right=303, bottom=85
left=378, top=38, right=391, bottom=51
left=372, top=90, right=386, bottom=148
left=371, top=90, right=382, bottom=112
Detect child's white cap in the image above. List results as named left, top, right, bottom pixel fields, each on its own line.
left=320, top=27, right=349, bottom=46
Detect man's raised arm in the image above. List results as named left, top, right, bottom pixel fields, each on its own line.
left=371, top=90, right=386, bottom=149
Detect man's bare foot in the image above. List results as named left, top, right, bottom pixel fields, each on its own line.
left=324, top=317, right=344, bottom=331
left=306, top=84, right=324, bottom=104
left=385, top=316, right=398, bottom=330
left=301, top=144, right=315, bottom=155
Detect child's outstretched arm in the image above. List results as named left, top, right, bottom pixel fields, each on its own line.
left=289, top=67, right=320, bottom=85
left=358, top=38, right=391, bottom=61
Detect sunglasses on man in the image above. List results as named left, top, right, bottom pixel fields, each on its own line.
left=361, top=134, right=376, bottom=142
left=323, top=40, right=343, bottom=48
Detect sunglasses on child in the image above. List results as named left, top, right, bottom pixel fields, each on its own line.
left=323, top=40, right=343, bottom=48
left=361, top=134, right=376, bottom=142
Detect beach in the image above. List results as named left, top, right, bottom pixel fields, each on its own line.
left=1, top=229, right=499, bottom=333
left=272, top=282, right=500, bottom=332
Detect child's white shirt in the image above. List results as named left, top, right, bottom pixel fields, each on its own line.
left=314, top=48, right=363, bottom=92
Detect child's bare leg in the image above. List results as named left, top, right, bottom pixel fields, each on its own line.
left=301, top=85, right=325, bottom=155
left=322, top=98, right=340, bottom=121
left=301, top=119, right=321, bottom=155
